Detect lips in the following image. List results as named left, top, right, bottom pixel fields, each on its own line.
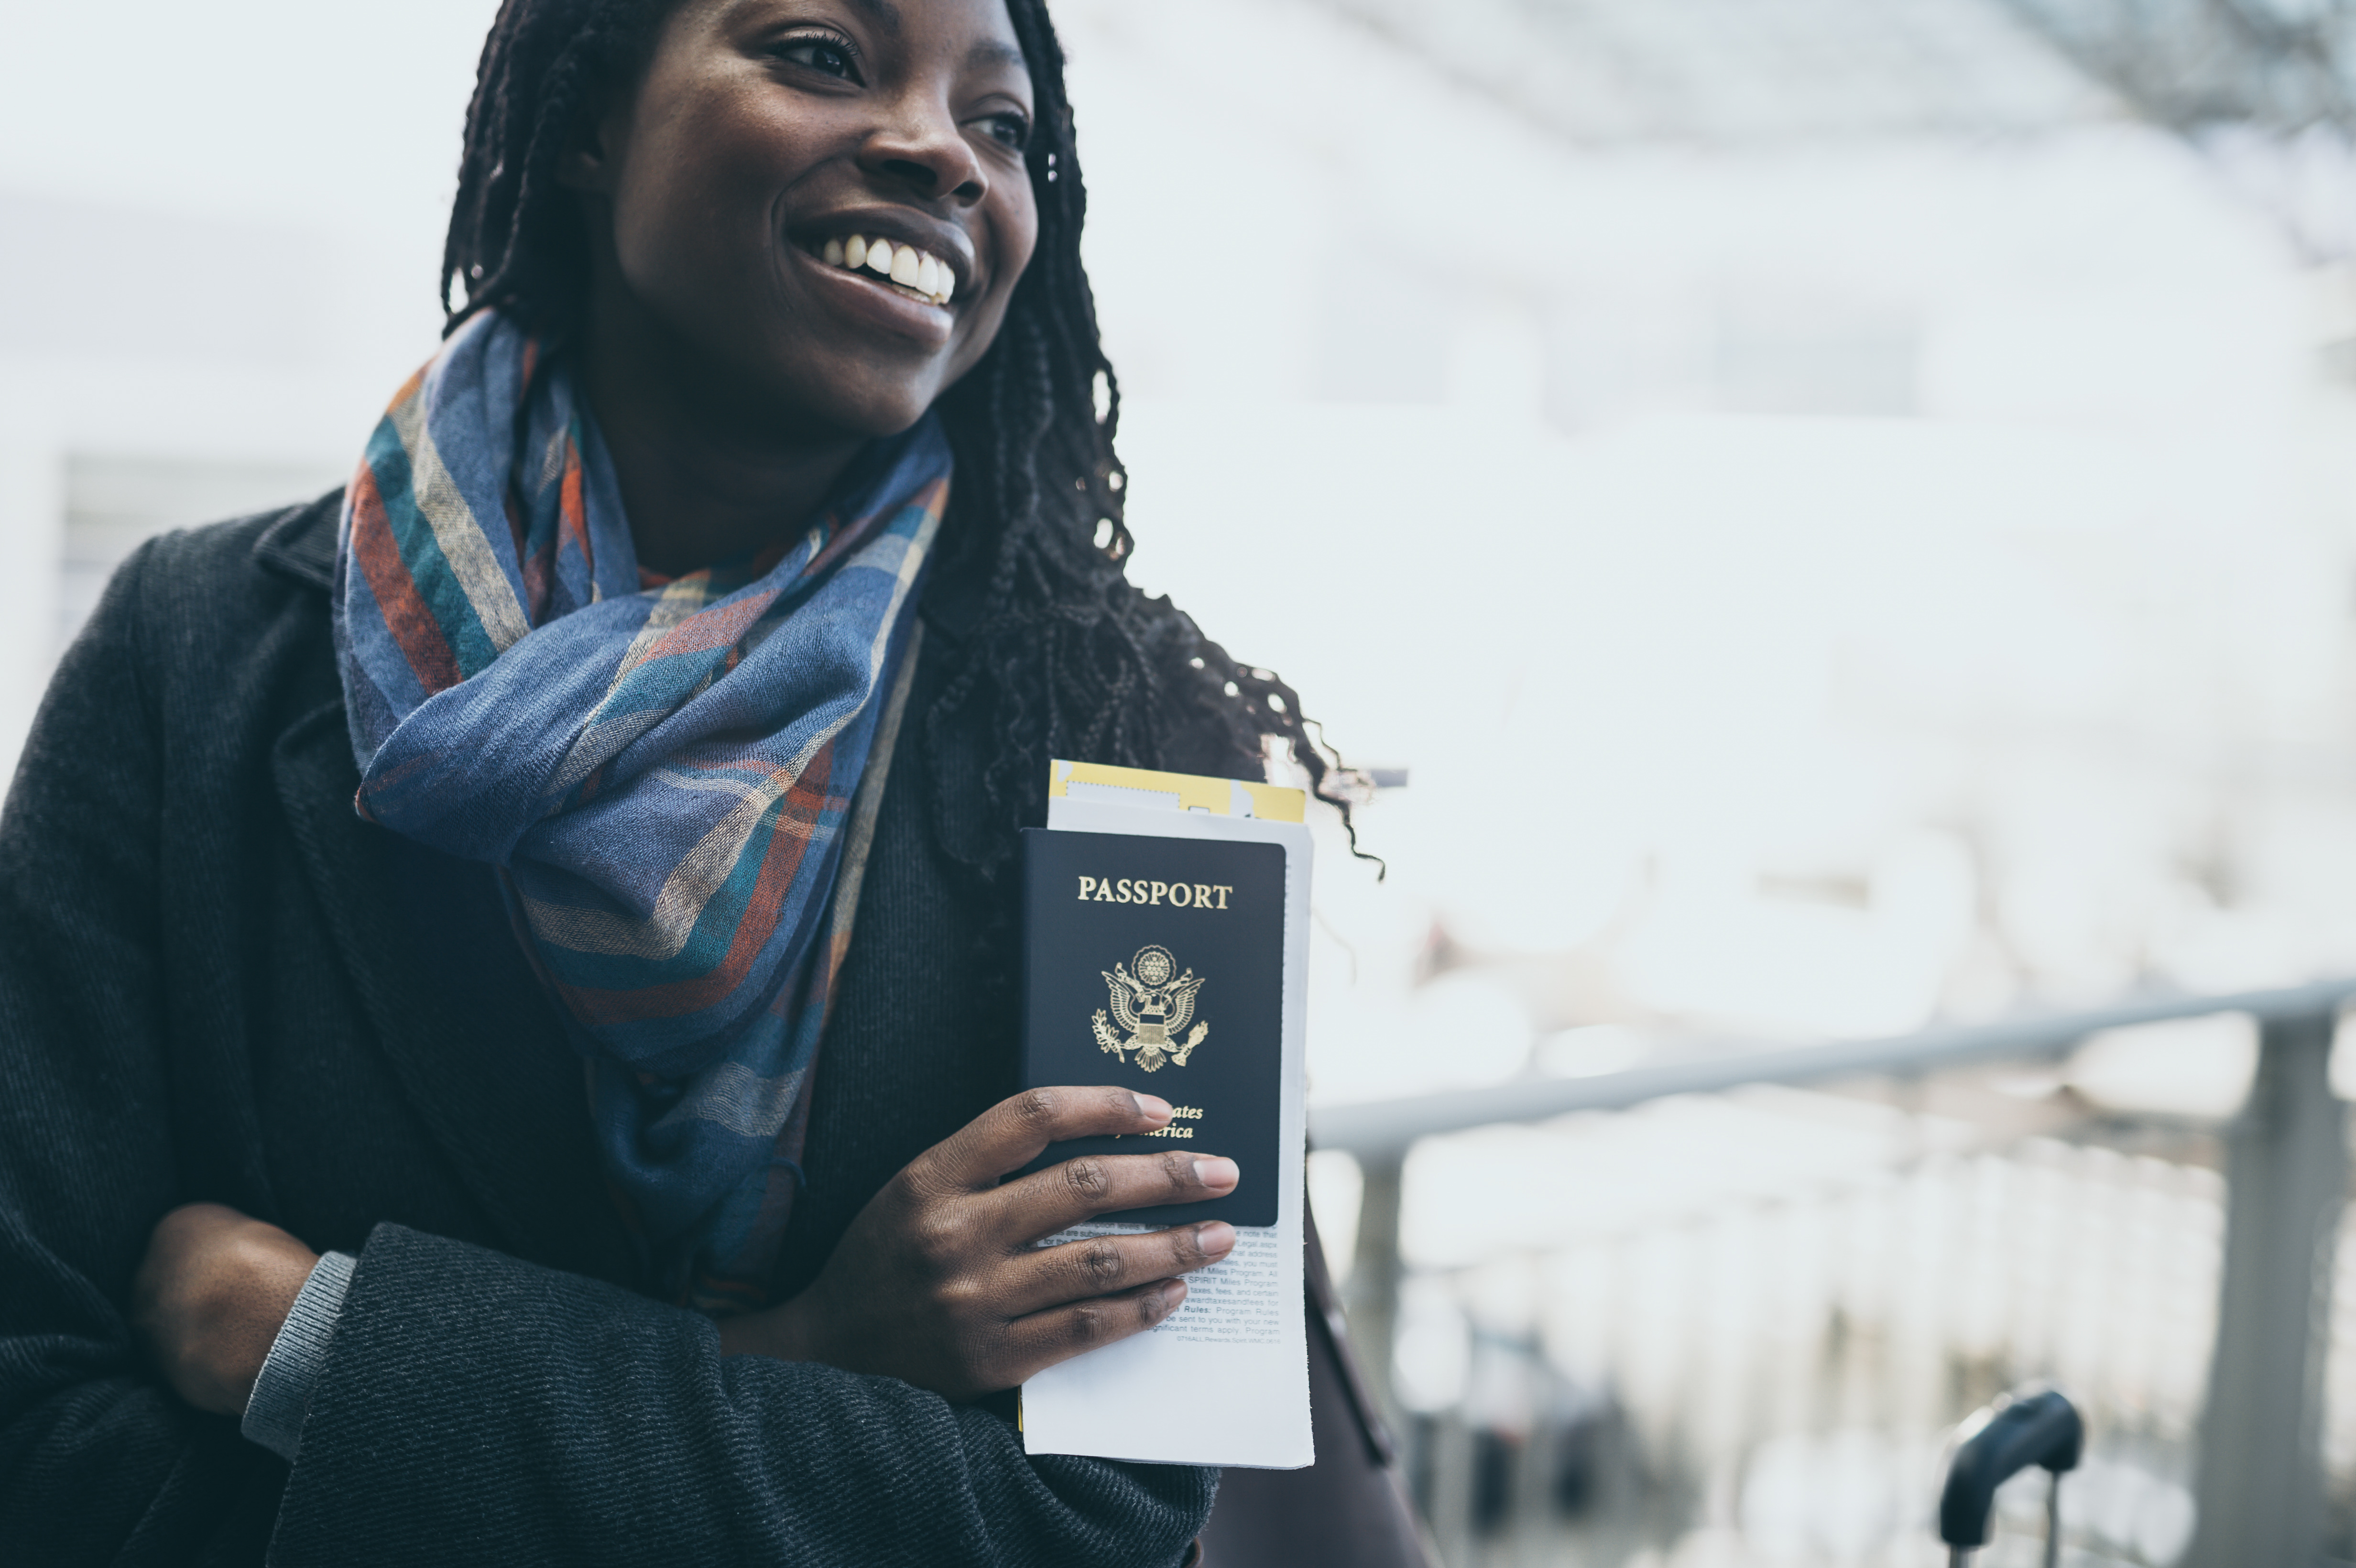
left=786, top=207, right=982, bottom=345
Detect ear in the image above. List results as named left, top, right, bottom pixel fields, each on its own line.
left=557, top=96, right=631, bottom=196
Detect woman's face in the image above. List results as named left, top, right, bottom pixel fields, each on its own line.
left=570, top=0, right=1041, bottom=436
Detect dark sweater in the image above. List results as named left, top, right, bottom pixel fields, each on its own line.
left=0, top=493, right=1215, bottom=1566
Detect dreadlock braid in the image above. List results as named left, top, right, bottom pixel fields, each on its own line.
left=443, top=0, right=1369, bottom=902
left=444, top=0, right=671, bottom=328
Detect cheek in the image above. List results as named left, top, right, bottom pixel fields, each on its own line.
left=996, top=184, right=1042, bottom=288
left=954, top=186, right=1042, bottom=365
left=615, top=91, right=810, bottom=297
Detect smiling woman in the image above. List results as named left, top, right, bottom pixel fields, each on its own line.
left=0, top=1, right=1418, bottom=1567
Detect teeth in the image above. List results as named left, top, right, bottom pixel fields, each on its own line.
left=816, top=231, right=959, bottom=306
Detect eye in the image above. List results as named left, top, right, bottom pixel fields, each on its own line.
left=980, top=111, right=1030, bottom=151
left=774, top=35, right=862, bottom=82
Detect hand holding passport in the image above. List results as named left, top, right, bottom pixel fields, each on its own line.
left=1015, top=761, right=1315, bottom=1471
left=719, top=1078, right=1241, bottom=1400
left=1020, top=828, right=1286, bottom=1228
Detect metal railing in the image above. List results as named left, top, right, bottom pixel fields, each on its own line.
left=1310, top=979, right=2356, bottom=1566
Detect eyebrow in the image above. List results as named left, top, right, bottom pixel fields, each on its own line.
left=968, top=38, right=1027, bottom=71
left=813, top=0, right=1023, bottom=73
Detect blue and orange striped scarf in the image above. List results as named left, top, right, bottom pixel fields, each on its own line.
left=332, top=310, right=948, bottom=1309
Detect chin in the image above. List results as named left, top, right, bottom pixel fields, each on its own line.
left=821, top=390, right=939, bottom=439
left=714, top=360, right=939, bottom=443
left=826, top=382, right=951, bottom=439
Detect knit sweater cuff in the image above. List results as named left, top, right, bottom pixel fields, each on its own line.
left=240, top=1249, right=358, bottom=1462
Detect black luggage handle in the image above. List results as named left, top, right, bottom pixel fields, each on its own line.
left=1938, top=1389, right=2083, bottom=1567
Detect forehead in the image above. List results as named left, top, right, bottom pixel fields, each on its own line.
left=847, top=0, right=1025, bottom=65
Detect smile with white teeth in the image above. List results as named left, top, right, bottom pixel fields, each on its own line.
left=816, top=234, right=957, bottom=306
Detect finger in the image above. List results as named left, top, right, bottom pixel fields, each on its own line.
left=999, top=1221, right=1237, bottom=1319
left=980, top=1150, right=1240, bottom=1246
left=998, top=1276, right=1191, bottom=1382
left=907, top=1086, right=1174, bottom=1195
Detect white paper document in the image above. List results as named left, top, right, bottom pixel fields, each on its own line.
left=1018, top=760, right=1314, bottom=1470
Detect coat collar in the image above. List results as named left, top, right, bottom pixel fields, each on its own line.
left=270, top=695, right=640, bottom=1284
left=254, top=488, right=342, bottom=593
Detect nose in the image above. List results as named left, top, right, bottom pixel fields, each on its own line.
left=859, top=91, right=989, bottom=207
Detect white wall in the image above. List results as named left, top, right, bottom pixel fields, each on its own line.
left=0, top=2, right=496, bottom=779
left=0, top=376, right=61, bottom=782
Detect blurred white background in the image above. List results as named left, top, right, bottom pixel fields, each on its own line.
left=13, top=1, right=2356, bottom=1560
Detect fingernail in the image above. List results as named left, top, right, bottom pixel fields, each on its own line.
left=1132, top=1093, right=1172, bottom=1121
left=1198, top=1221, right=1237, bottom=1255
left=1161, top=1279, right=1188, bottom=1307
left=1192, top=1156, right=1239, bottom=1189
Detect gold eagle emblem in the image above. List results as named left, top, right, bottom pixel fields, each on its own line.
left=1093, top=944, right=1208, bottom=1072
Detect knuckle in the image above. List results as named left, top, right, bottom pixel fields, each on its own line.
left=1061, top=1158, right=1111, bottom=1203
left=1012, top=1088, right=1060, bottom=1130
left=1078, top=1240, right=1126, bottom=1289
left=1140, top=1287, right=1172, bottom=1326
left=897, top=1159, right=953, bottom=1205
left=910, top=1210, right=967, bottom=1268
left=889, top=1161, right=959, bottom=1218
left=1067, top=1302, right=1107, bottom=1348
left=1160, top=1151, right=1197, bottom=1189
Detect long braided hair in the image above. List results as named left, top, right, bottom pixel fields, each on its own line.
left=441, top=0, right=1365, bottom=897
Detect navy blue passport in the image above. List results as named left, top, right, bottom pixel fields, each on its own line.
left=1018, top=826, right=1286, bottom=1228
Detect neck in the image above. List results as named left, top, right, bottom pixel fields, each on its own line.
left=575, top=288, right=867, bottom=579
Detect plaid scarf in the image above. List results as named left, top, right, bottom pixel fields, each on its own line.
left=332, top=310, right=947, bottom=1308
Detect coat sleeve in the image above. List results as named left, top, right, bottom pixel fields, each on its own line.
left=268, top=1223, right=1211, bottom=1568
left=0, top=540, right=290, bottom=1565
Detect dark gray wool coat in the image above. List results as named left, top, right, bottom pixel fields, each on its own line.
left=0, top=493, right=1222, bottom=1567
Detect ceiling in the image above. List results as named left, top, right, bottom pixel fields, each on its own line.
left=1311, top=0, right=2356, bottom=145
left=1999, top=0, right=2356, bottom=134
